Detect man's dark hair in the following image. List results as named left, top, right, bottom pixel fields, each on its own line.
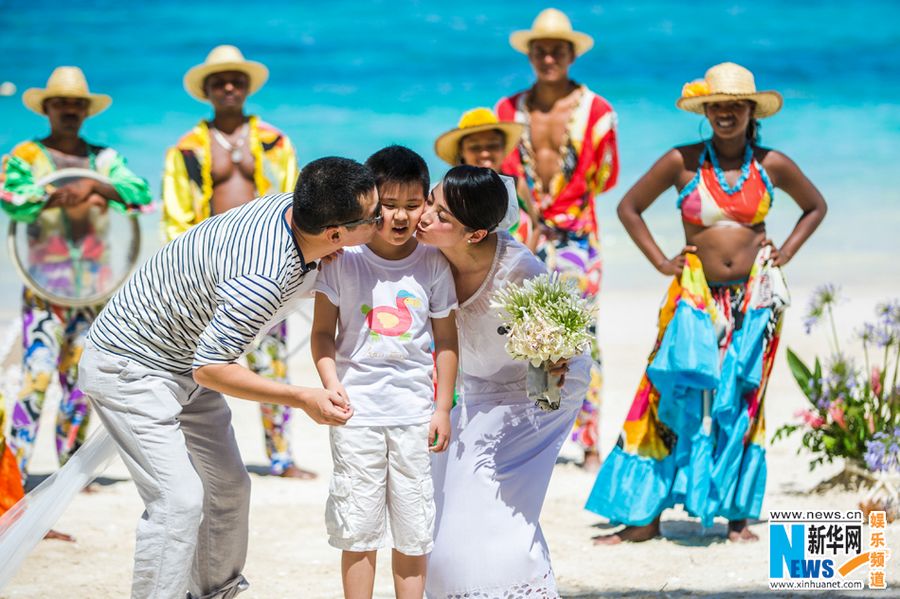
left=442, top=165, right=507, bottom=232
left=365, top=145, right=430, bottom=198
left=293, top=157, right=376, bottom=233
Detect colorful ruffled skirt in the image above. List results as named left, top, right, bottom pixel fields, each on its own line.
left=585, top=249, right=788, bottom=527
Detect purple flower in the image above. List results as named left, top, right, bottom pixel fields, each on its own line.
left=875, top=323, right=897, bottom=348
left=857, top=323, right=877, bottom=344
left=803, top=284, right=841, bottom=334
left=876, top=299, right=900, bottom=325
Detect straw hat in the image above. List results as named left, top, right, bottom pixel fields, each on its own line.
left=183, top=45, right=269, bottom=101
left=434, top=108, right=524, bottom=166
left=22, top=67, right=111, bottom=116
left=676, top=62, right=783, bottom=118
left=510, top=8, right=594, bottom=57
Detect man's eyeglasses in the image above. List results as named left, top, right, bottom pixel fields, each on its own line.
left=326, top=204, right=383, bottom=229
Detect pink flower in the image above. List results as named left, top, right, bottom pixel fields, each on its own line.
left=795, top=409, right=826, bottom=429
left=829, top=404, right=847, bottom=430
left=871, top=368, right=883, bottom=397
left=868, top=413, right=876, bottom=434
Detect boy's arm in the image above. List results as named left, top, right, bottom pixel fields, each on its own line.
left=193, top=363, right=350, bottom=425
left=310, top=292, right=349, bottom=403
left=429, top=312, right=458, bottom=452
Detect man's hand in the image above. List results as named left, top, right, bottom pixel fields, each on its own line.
left=64, top=193, right=109, bottom=221
left=46, top=178, right=96, bottom=208
left=299, top=388, right=353, bottom=426
left=428, top=408, right=451, bottom=453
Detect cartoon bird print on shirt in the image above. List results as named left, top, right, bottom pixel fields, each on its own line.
left=361, top=290, right=422, bottom=341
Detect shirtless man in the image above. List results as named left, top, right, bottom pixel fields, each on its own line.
left=162, top=45, right=313, bottom=479
left=496, top=9, right=619, bottom=471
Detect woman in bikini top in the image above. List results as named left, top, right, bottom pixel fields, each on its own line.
left=617, top=62, right=827, bottom=285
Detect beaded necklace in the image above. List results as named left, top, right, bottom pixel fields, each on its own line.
left=705, top=140, right=754, bottom=194
left=520, top=84, right=583, bottom=211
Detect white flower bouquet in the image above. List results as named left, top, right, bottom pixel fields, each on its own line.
left=491, top=273, right=594, bottom=410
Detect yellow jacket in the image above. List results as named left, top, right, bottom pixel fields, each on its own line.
left=161, top=116, right=298, bottom=241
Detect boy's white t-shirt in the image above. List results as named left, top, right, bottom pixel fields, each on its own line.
left=314, top=243, right=457, bottom=427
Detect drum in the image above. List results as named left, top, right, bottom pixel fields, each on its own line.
left=7, top=168, right=140, bottom=307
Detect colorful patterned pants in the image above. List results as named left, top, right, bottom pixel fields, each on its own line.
left=536, top=228, right=602, bottom=452
left=246, top=321, right=296, bottom=475
left=9, top=290, right=98, bottom=482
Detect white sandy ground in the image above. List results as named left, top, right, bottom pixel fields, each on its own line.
left=2, top=286, right=899, bottom=598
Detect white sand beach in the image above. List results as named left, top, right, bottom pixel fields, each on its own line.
left=2, top=287, right=898, bottom=598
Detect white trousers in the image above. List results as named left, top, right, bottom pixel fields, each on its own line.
left=78, top=342, right=251, bottom=599
left=326, top=423, right=434, bottom=555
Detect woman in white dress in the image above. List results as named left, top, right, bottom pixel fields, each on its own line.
left=417, top=166, right=591, bottom=598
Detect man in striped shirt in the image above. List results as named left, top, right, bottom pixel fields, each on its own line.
left=78, top=157, right=380, bottom=599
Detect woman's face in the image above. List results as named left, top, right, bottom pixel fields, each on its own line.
left=417, top=183, right=470, bottom=248
left=459, top=130, right=506, bottom=171
left=704, top=100, right=753, bottom=140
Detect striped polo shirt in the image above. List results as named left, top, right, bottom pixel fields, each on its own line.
left=88, top=193, right=315, bottom=375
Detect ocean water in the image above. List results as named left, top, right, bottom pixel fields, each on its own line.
left=1, top=0, right=898, bottom=301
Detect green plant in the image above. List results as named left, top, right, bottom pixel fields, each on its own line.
left=773, top=286, right=900, bottom=471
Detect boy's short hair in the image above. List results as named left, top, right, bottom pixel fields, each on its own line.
left=293, top=157, right=376, bottom=233
left=365, top=145, right=430, bottom=198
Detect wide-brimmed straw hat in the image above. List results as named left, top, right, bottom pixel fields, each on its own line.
left=434, top=108, right=524, bottom=166
left=183, top=45, right=269, bottom=101
left=510, top=8, right=594, bottom=57
left=22, top=67, right=112, bottom=117
left=676, top=62, right=783, bottom=118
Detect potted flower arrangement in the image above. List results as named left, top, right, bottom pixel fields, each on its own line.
left=773, top=286, right=899, bottom=516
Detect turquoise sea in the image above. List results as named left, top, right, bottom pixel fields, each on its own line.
left=1, top=0, right=898, bottom=298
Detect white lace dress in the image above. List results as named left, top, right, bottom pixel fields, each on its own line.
left=426, top=232, right=591, bottom=599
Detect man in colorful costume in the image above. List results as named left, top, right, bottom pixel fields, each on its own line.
left=162, top=45, right=312, bottom=478
left=0, top=66, right=152, bottom=485
left=496, top=8, right=619, bottom=469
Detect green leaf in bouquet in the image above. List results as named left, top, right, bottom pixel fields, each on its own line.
left=786, top=348, right=814, bottom=397
left=772, top=424, right=799, bottom=442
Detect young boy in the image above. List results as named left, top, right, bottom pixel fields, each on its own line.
left=311, top=146, right=458, bottom=599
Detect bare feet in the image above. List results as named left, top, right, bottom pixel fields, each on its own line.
left=593, top=518, right=661, bottom=545
left=581, top=450, right=602, bottom=473
left=278, top=464, right=317, bottom=480
left=44, top=529, right=75, bottom=542
left=727, top=519, right=759, bottom=542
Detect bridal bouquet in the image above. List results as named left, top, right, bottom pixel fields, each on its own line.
left=491, top=273, right=594, bottom=411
